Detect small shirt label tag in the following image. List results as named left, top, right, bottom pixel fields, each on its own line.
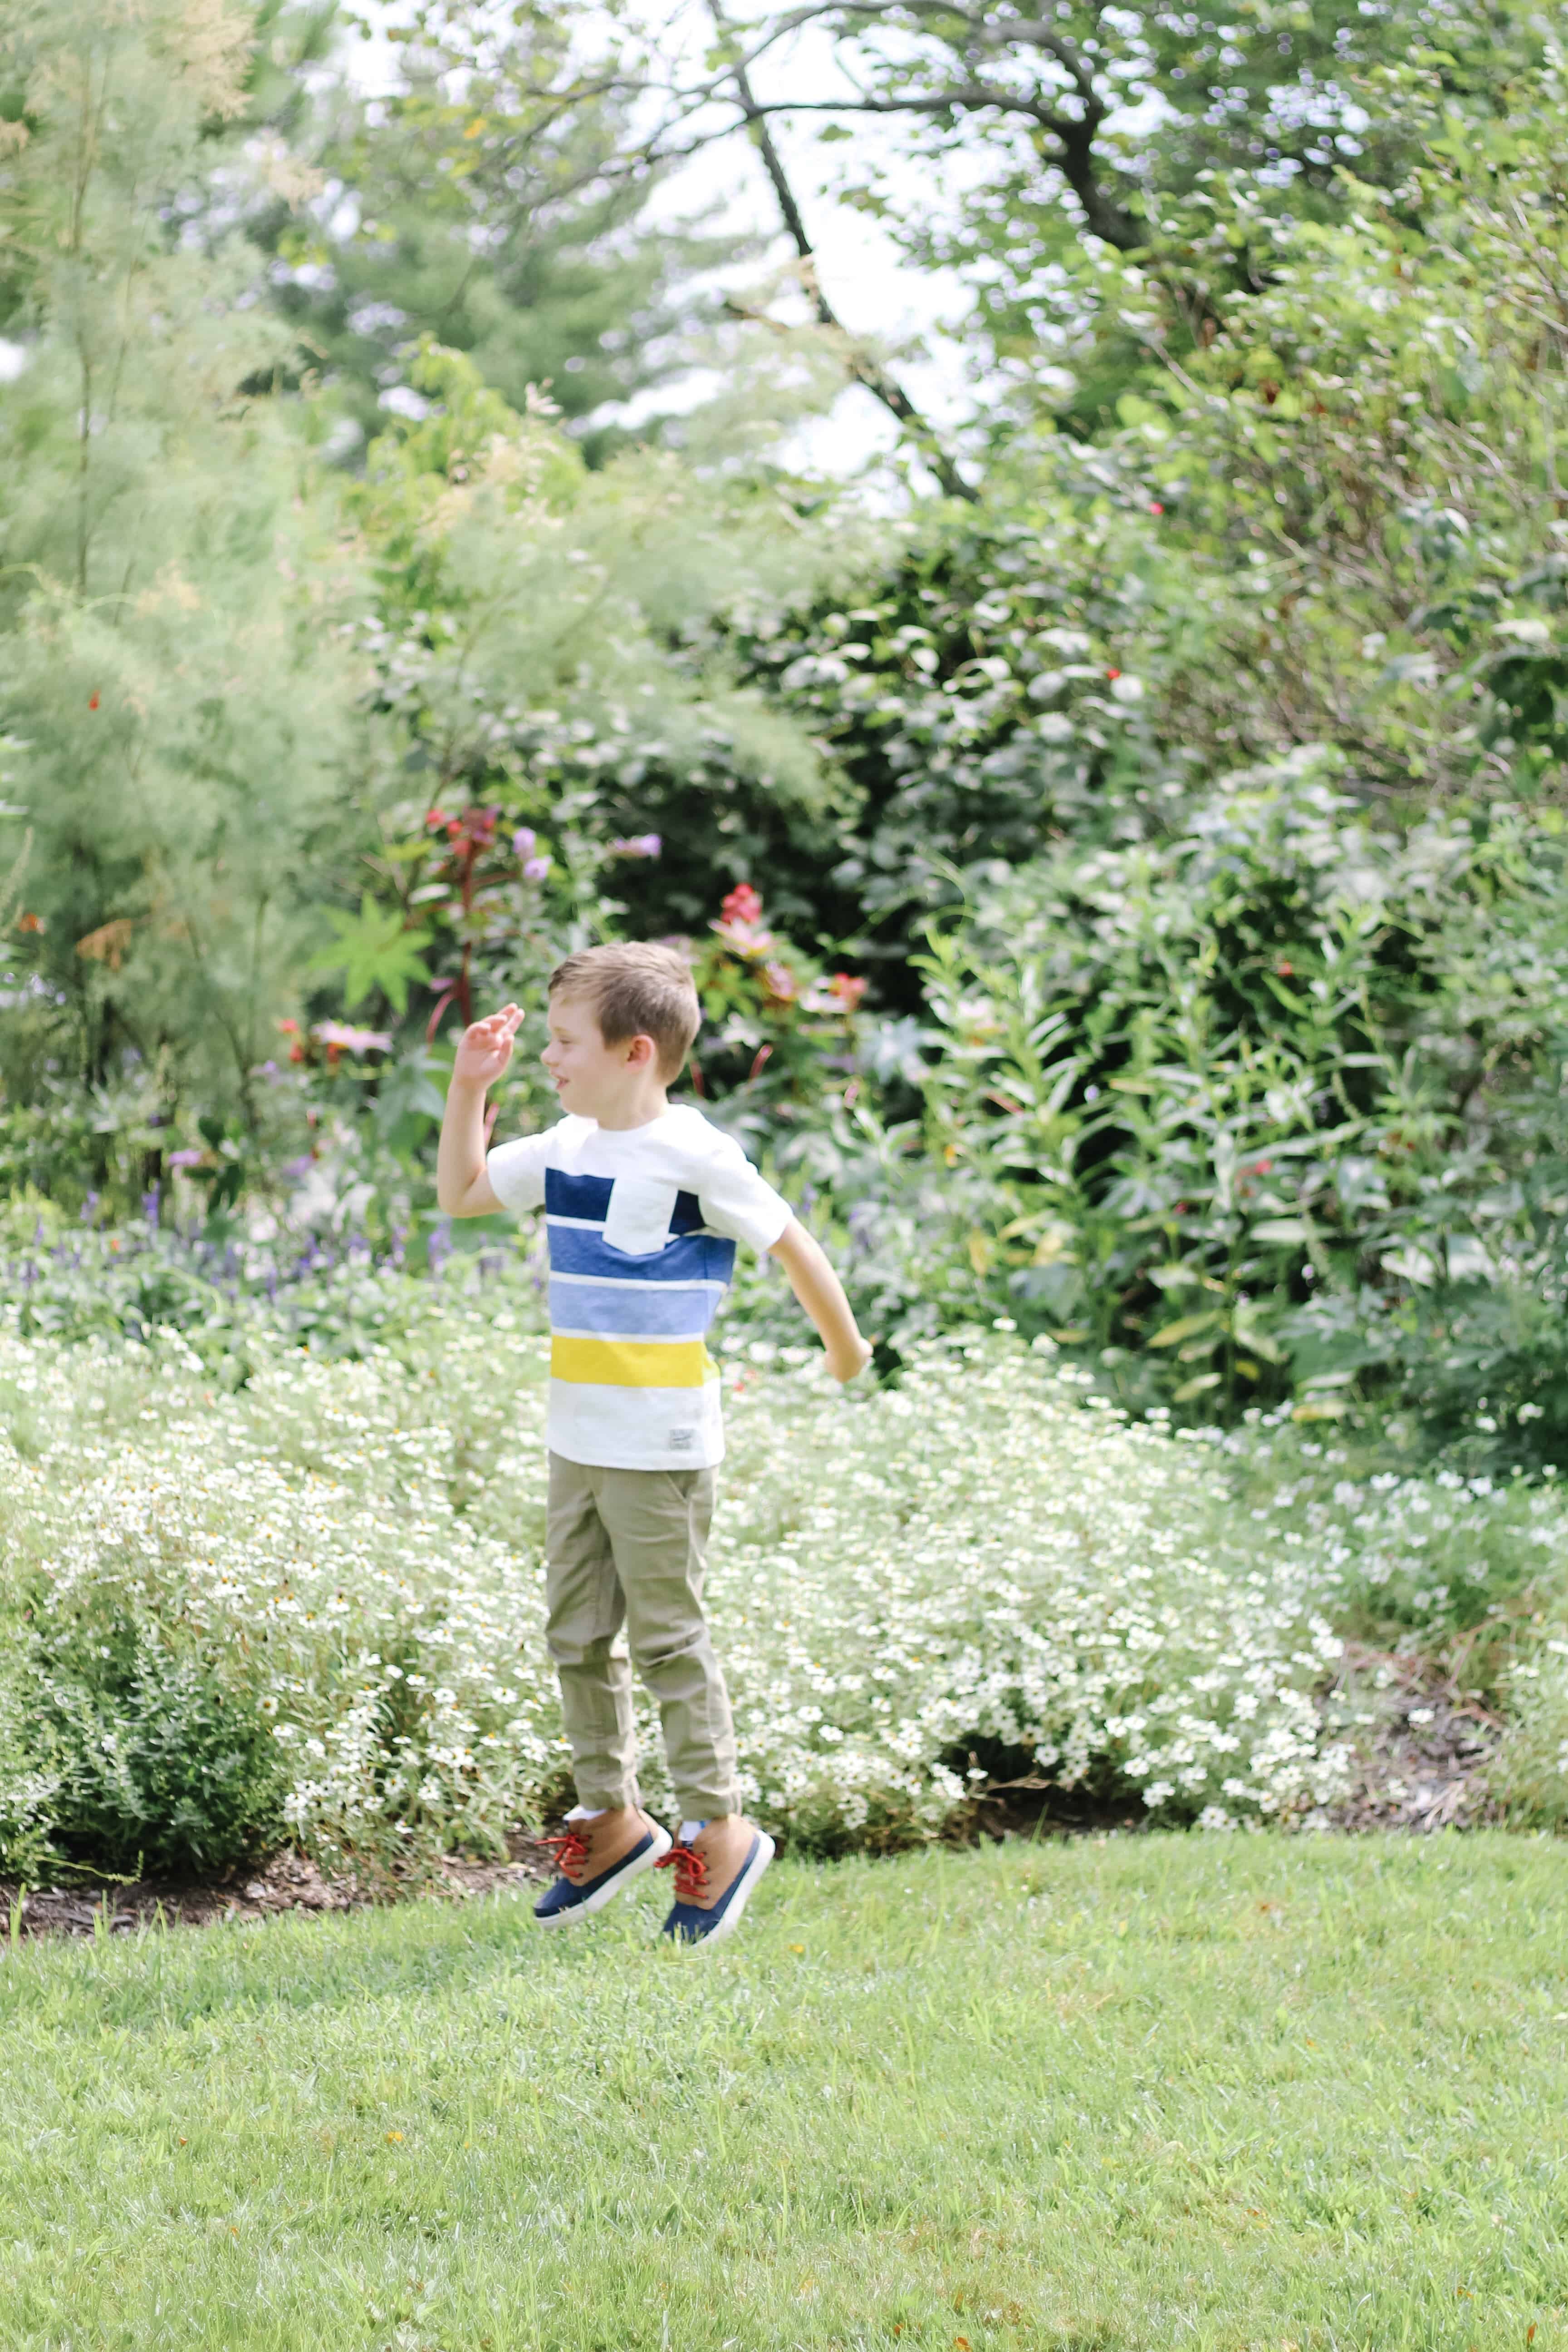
left=667, top=1427, right=697, bottom=1453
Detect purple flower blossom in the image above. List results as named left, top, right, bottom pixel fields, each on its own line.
left=167, top=1148, right=205, bottom=1170
left=524, top=854, right=552, bottom=882
left=610, top=833, right=662, bottom=859
left=513, top=826, right=536, bottom=858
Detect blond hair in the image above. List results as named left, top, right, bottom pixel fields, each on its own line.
left=549, top=941, right=701, bottom=1081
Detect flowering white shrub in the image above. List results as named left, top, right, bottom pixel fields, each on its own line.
left=17, top=1309, right=1563, bottom=1869
left=0, top=1308, right=1397, bottom=1872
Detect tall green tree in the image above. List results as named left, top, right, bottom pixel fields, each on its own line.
left=655, top=0, right=1544, bottom=444
left=0, top=0, right=375, bottom=1144
left=242, top=1, right=740, bottom=457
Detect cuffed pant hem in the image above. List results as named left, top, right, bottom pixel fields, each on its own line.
left=570, top=1784, right=640, bottom=1813
left=672, top=1791, right=744, bottom=1821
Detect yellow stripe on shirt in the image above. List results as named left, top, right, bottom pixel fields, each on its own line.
left=549, top=1334, right=714, bottom=1389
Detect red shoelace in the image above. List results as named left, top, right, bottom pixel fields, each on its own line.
left=655, top=1841, right=709, bottom=1904
left=542, top=1825, right=592, bottom=1880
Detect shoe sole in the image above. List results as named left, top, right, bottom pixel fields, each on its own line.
left=535, top=1823, right=673, bottom=1929
left=683, top=1830, right=776, bottom=1953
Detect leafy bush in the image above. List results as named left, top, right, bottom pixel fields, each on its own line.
left=911, top=755, right=1568, bottom=1450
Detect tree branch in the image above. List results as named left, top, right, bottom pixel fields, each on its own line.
left=729, top=89, right=1138, bottom=248
left=707, top=0, right=978, bottom=497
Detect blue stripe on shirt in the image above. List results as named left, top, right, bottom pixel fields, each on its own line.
left=546, top=1223, right=736, bottom=1286
left=549, top=1277, right=720, bottom=1338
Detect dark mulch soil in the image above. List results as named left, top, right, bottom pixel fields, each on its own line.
left=1, top=1836, right=555, bottom=1945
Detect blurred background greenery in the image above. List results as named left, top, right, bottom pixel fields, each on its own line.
left=5, top=0, right=1568, bottom=1468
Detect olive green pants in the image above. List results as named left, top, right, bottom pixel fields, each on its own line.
left=544, top=1453, right=741, bottom=1820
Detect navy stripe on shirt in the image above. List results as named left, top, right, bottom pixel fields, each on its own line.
left=544, top=1168, right=704, bottom=1232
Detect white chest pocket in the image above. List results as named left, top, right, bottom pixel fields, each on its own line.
left=602, top=1176, right=680, bottom=1257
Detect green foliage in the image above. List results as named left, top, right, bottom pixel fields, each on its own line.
left=912, top=758, right=1568, bottom=1446
left=784, top=0, right=1546, bottom=441
left=308, top=895, right=432, bottom=1012
left=0, top=0, right=379, bottom=1137
left=30, top=1642, right=289, bottom=1878
left=255, top=2, right=733, bottom=456
left=7, top=0, right=1568, bottom=1480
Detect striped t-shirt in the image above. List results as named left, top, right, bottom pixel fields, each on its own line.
left=486, top=1106, right=793, bottom=1470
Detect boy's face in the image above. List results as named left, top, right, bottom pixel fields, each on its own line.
left=542, top=990, right=658, bottom=1120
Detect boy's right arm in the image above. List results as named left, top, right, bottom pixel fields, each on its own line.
left=436, top=1004, right=522, bottom=1216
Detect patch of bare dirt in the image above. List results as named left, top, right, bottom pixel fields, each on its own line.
left=1, top=1835, right=555, bottom=1944
left=1319, top=1641, right=1505, bottom=1831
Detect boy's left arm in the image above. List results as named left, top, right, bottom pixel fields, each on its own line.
left=769, top=1219, right=872, bottom=1383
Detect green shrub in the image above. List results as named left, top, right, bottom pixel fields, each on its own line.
left=30, top=1643, right=288, bottom=1878
left=912, top=754, right=1568, bottom=1450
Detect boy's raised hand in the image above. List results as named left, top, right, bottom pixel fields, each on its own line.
left=453, top=1003, right=523, bottom=1088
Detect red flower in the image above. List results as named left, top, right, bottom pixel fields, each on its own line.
left=1106, top=667, right=1122, bottom=680
left=288, top=1043, right=305, bottom=1063
left=1276, top=959, right=1294, bottom=976
left=425, top=808, right=448, bottom=829
left=276, top=1018, right=300, bottom=1035
left=1149, top=502, right=1164, bottom=515
left=88, top=693, right=100, bottom=710
left=721, top=882, right=763, bottom=926
left=1249, top=1158, right=1274, bottom=1176
left=829, top=971, right=867, bottom=1011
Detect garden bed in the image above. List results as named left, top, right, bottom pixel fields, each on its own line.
left=3, top=1302, right=1565, bottom=1891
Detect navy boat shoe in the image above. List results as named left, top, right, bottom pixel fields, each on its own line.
left=533, top=1816, right=672, bottom=1928
left=657, top=1827, right=776, bottom=1950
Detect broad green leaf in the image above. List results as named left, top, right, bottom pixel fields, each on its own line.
left=1149, top=1310, right=1223, bottom=1349
left=309, top=896, right=432, bottom=1013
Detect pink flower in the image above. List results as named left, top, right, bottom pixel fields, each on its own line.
left=611, top=833, right=662, bottom=859
left=828, top=971, right=866, bottom=1011
left=167, top=1148, right=205, bottom=1170
left=722, top=882, right=763, bottom=925
left=762, top=960, right=798, bottom=1004
left=513, top=827, right=536, bottom=858
left=524, top=854, right=552, bottom=882
left=313, top=1020, right=393, bottom=1054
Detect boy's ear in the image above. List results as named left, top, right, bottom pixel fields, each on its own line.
left=624, top=1032, right=658, bottom=1069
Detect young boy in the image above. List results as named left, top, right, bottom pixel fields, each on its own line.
left=436, top=941, right=871, bottom=1950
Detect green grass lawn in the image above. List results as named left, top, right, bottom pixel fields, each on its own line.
left=2, top=1837, right=1566, bottom=2352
